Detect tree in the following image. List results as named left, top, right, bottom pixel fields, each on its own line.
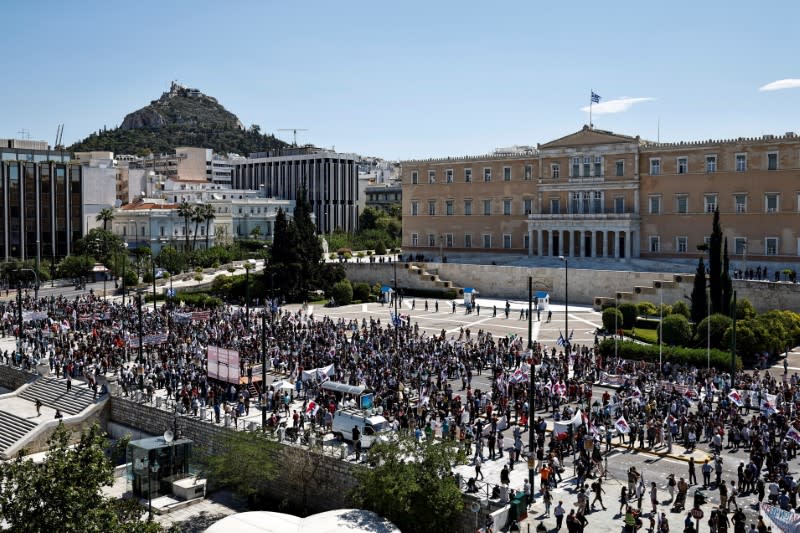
left=350, top=437, right=464, bottom=533
left=358, top=207, right=381, bottom=231
left=57, top=255, right=94, bottom=280
left=191, top=205, right=205, bottom=250
left=695, top=313, right=733, bottom=350
left=660, top=314, right=693, bottom=346
left=709, top=208, right=723, bottom=314
left=95, top=207, right=115, bottom=231
left=722, top=237, right=733, bottom=316
left=202, top=203, right=215, bottom=249
left=672, top=300, right=690, bottom=320
left=602, top=307, right=623, bottom=333
left=617, top=303, right=638, bottom=329
left=0, top=423, right=163, bottom=533
left=690, top=258, right=708, bottom=325
left=331, top=279, right=353, bottom=305
left=158, top=246, right=186, bottom=274
left=74, top=228, right=125, bottom=267
left=196, top=430, right=278, bottom=507
left=177, top=201, right=194, bottom=252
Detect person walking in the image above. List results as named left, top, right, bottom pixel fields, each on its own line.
left=554, top=500, right=565, bottom=530
left=688, top=457, right=697, bottom=486
left=650, top=482, right=658, bottom=514
left=591, top=478, right=607, bottom=510
left=475, top=456, right=484, bottom=480
left=702, top=459, right=712, bottom=488
left=35, top=398, right=42, bottom=416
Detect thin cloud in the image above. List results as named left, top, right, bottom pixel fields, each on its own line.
left=580, top=96, right=654, bottom=114
left=759, top=79, right=800, bottom=91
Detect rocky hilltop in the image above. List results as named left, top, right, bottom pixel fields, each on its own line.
left=70, top=82, right=286, bottom=156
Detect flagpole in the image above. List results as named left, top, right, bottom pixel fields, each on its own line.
left=589, top=90, right=593, bottom=129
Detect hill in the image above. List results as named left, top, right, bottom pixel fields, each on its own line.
left=69, top=82, right=288, bottom=156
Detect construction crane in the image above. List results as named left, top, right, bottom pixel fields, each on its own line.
left=54, top=124, right=64, bottom=149
left=277, top=128, right=308, bottom=147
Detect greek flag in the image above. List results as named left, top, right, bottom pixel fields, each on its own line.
left=556, top=331, right=565, bottom=347
left=591, top=91, right=601, bottom=103
left=568, top=330, right=574, bottom=342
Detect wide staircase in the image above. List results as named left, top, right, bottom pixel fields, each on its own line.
left=18, top=378, right=98, bottom=416
left=406, top=263, right=461, bottom=293
left=0, top=411, right=37, bottom=456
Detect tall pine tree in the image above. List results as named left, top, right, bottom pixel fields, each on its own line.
left=690, top=258, right=708, bottom=325
left=722, top=237, right=733, bottom=316
left=709, top=208, right=723, bottom=314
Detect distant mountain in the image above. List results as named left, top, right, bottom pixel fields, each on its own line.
left=69, top=82, right=288, bottom=156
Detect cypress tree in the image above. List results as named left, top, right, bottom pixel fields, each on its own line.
left=709, top=208, right=723, bottom=313
left=690, top=258, right=708, bottom=325
left=722, top=237, right=733, bottom=316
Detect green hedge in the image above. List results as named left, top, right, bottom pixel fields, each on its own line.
left=635, top=318, right=660, bottom=329
left=598, top=339, right=741, bottom=370
left=145, top=291, right=223, bottom=308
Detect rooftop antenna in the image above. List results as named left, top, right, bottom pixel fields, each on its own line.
left=17, top=128, right=30, bottom=140
left=657, top=116, right=661, bottom=144
left=277, top=128, right=309, bottom=147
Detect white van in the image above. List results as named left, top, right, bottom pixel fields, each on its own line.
left=332, top=408, right=392, bottom=448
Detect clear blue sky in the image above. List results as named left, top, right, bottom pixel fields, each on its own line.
left=2, top=0, right=799, bottom=160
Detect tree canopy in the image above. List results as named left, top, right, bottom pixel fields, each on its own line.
left=0, top=423, right=163, bottom=533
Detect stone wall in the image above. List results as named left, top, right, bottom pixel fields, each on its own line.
left=344, top=262, right=800, bottom=312
left=0, top=365, right=36, bottom=390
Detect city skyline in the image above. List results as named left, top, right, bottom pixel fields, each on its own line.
left=2, top=0, right=799, bottom=160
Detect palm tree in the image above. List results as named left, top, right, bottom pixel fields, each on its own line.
left=177, top=201, right=194, bottom=252
left=191, top=205, right=205, bottom=250
left=202, top=203, right=216, bottom=249
left=96, top=207, right=114, bottom=232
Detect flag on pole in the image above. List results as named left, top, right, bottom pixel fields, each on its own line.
left=615, top=415, right=631, bottom=434
left=557, top=331, right=565, bottom=347
left=728, top=390, right=743, bottom=407
left=306, top=400, right=319, bottom=416
left=591, top=91, right=601, bottom=103
left=760, top=396, right=777, bottom=416
left=785, top=427, right=800, bottom=445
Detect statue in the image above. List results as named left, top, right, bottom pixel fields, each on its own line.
left=321, top=237, right=329, bottom=256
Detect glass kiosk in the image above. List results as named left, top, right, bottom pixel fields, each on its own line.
left=126, top=432, right=193, bottom=500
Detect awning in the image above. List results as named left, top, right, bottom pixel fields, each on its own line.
left=535, top=291, right=549, bottom=299
left=380, top=286, right=393, bottom=293
left=321, top=381, right=368, bottom=396
left=464, top=288, right=477, bottom=294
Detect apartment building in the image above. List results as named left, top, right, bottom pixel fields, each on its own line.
left=401, top=126, right=800, bottom=263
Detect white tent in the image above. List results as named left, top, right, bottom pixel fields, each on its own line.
left=205, top=509, right=400, bottom=533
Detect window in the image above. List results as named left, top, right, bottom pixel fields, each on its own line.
left=411, top=201, right=419, bottom=216
left=677, top=157, right=688, bottom=174
left=483, top=199, right=492, bottom=215
left=583, top=156, right=591, bottom=177
left=765, top=193, right=779, bottom=213
left=483, top=168, right=491, bottom=182
left=650, top=158, right=661, bottom=175
left=524, top=234, right=530, bottom=250
left=765, top=237, right=778, bottom=256
left=768, top=152, right=778, bottom=171
left=411, top=171, right=418, bottom=184
left=523, top=198, right=533, bottom=215
left=592, top=191, right=602, bottom=213
left=571, top=157, right=580, bottom=177
left=551, top=164, right=560, bottom=179
left=445, top=169, right=453, bottom=183
left=503, top=167, right=511, bottom=181
left=428, top=170, right=436, bottom=184
left=465, top=168, right=472, bottom=183
left=615, top=160, right=624, bottom=177
left=445, top=234, right=453, bottom=247
left=483, top=234, right=491, bottom=249
left=550, top=198, right=560, bottom=215
left=614, top=197, right=625, bottom=214
left=428, top=200, right=436, bottom=216
left=734, top=237, right=747, bottom=255
left=676, top=236, right=688, bottom=253
left=464, top=199, right=472, bottom=216
left=675, top=194, right=688, bottom=214
left=464, top=234, right=472, bottom=248
left=503, top=234, right=512, bottom=249
left=503, top=199, right=512, bottom=215
left=734, top=194, right=747, bottom=213
left=649, top=236, right=660, bottom=253
left=704, top=194, right=718, bottom=213
left=735, top=153, right=747, bottom=172
left=649, top=195, right=661, bottom=214
left=705, top=155, right=717, bottom=173
left=428, top=234, right=436, bottom=247
left=571, top=192, right=580, bottom=214
left=594, top=156, right=602, bottom=177
left=525, top=164, right=532, bottom=180
left=446, top=200, right=454, bottom=216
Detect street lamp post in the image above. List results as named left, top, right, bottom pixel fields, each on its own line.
left=122, top=242, right=129, bottom=306
left=559, top=256, right=569, bottom=350
left=656, top=281, right=663, bottom=372
left=152, top=259, right=157, bottom=312
left=614, top=293, right=619, bottom=358
left=392, top=260, right=399, bottom=349
left=261, top=311, right=267, bottom=430
left=527, top=276, right=533, bottom=349
left=137, top=291, right=144, bottom=364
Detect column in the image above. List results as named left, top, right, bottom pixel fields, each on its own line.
left=527, top=228, right=533, bottom=257
left=625, top=230, right=632, bottom=261
left=603, top=231, right=609, bottom=258
left=560, top=229, right=566, bottom=257
left=536, top=230, right=542, bottom=257
left=579, top=230, right=585, bottom=258
left=590, top=230, right=596, bottom=258
left=614, top=231, right=620, bottom=259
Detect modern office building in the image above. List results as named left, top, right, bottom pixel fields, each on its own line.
left=401, top=126, right=800, bottom=265
left=0, top=141, right=83, bottom=261
left=232, top=148, right=359, bottom=233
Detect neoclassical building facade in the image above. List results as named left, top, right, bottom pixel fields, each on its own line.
left=401, top=126, right=800, bottom=264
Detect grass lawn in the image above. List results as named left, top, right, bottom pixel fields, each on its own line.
left=624, top=326, right=659, bottom=344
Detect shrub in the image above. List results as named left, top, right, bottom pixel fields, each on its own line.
left=375, top=240, right=387, bottom=255
left=331, top=279, right=353, bottom=305
left=672, top=300, right=690, bottom=319
left=329, top=253, right=338, bottom=260
left=352, top=282, right=371, bottom=302
left=635, top=318, right=660, bottom=329
left=602, top=308, right=623, bottom=332
left=195, top=267, right=203, bottom=273
left=162, top=271, right=170, bottom=279
left=227, top=267, right=236, bottom=273
left=661, top=314, right=692, bottom=346
left=371, top=283, right=382, bottom=296
left=695, top=313, right=733, bottom=350
left=618, top=303, right=638, bottom=328
left=735, top=298, right=757, bottom=320
left=637, top=301, right=657, bottom=318
left=597, top=339, right=741, bottom=370
left=194, top=274, right=204, bottom=281
left=659, top=303, right=672, bottom=316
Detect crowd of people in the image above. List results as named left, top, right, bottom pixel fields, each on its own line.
left=0, top=290, right=796, bottom=533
